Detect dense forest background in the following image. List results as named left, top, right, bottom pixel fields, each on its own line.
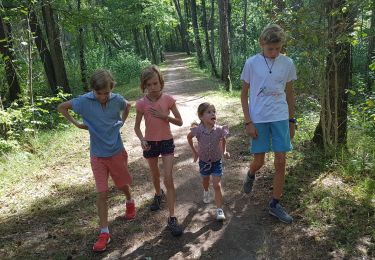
left=1, top=0, right=375, bottom=153
left=1, top=1, right=375, bottom=258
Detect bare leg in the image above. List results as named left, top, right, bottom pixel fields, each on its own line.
left=96, top=191, right=108, bottom=228
left=202, top=176, right=210, bottom=191
left=250, top=153, right=265, bottom=175
left=162, top=155, right=175, bottom=217
left=212, top=176, right=223, bottom=208
left=272, top=152, right=286, bottom=199
left=147, top=157, right=162, bottom=195
left=118, top=184, right=132, bottom=200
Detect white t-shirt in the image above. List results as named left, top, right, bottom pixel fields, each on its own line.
left=240, top=53, right=297, bottom=123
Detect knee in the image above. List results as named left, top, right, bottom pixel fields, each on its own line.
left=274, top=157, right=286, bottom=168
left=213, top=181, right=221, bottom=191
left=163, top=176, right=174, bottom=189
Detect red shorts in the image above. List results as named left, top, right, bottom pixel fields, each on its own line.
left=90, top=149, right=132, bottom=193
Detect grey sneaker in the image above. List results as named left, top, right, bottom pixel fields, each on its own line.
left=243, top=171, right=255, bottom=194
left=216, top=208, right=226, bottom=221
left=167, top=217, right=183, bottom=236
left=269, top=203, right=293, bottom=224
left=150, top=189, right=165, bottom=211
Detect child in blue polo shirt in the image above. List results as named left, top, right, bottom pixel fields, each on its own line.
left=57, top=69, right=136, bottom=252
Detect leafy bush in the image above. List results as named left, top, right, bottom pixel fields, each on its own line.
left=0, top=91, right=71, bottom=154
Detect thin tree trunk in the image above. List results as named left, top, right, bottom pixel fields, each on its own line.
left=0, top=17, right=21, bottom=102
left=145, top=25, right=157, bottom=64
left=218, top=0, right=231, bottom=91
left=132, top=28, right=141, bottom=56
left=173, top=0, right=191, bottom=54
left=41, top=0, right=71, bottom=93
left=78, top=0, right=88, bottom=91
left=29, top=8, right=57, bottom=94
left=27, top=11, right=34, bottom=105
left=210, top=0, right=215, bottom=62
left=201, top=0, right=218, bottom=77
left=367, top=0, right=375, bottom=92
left=156, top=30, right=165, bottom=62
left=243, top=0, right=248, bottom=57
left=191, top=0, right=205, bottom=68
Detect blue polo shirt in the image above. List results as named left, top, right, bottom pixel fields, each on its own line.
left=71, top=91, right=127, bottom=157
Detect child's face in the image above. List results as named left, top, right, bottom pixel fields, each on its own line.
left=199, top=106, right=216, bottom=126
left=93, top=85, right=111, bottom=104
left=261, top=41, right=283, bottom=59
left=145, top=75, right=162, bottom=96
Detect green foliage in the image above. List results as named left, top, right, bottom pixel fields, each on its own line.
left=0, top=91, right=71, bottom=154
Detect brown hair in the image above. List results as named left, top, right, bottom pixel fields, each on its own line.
left=197, top=102, right=215, bottom=118
left=259, top=24, right=286, bottom=44
left=140, top=65, right=164, bottom=93
left=90, top=69, right=116, bottom=90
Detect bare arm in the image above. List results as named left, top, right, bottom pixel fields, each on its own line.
left=187, top=131, right=198, bottom=162
left=221, top=137, right=230, bottom=159
left=241, top=81, right=257, bottom=138
left=57, top=101, right=87, bottom=129
left=134, top=109, right=150, bottom=150
left=285, top=81, right=296, bottom=139
left=122, top=102, right=131, bottom=123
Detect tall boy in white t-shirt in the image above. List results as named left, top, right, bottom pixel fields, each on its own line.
left=240, top=24, right=297, bottom=224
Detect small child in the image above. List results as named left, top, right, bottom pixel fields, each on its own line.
left=57, top=69, right=136, bottom=252
left=187, top=102, right=230, bottom=221
left=134, top=65, right=184, bottom=236
left=240, top=24, right=297, bottom=224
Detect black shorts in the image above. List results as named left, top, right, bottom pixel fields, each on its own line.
left=143, top=139, right=175, bottom=158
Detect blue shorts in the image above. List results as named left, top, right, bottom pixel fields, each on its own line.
left=249, top=120, right=292, bottom=153
left=199, top=160, right=223, bottom=177
left=143, top=139, right=175, bottom=158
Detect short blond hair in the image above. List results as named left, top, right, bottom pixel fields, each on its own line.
left=259, top=24, right=286, bottom=44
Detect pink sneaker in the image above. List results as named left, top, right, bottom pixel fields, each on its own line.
left=125, top=200, right=136, bottom=220
left=92, top=232, right=111, bottom=252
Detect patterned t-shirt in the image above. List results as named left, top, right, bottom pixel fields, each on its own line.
left=190, top=123, right=229, bottom=163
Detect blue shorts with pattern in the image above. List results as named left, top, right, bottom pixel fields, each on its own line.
left=143, top=139, right=175, bottom=158
left=199, top=160, right=223, bottom=177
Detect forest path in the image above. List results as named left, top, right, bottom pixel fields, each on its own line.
left=113, top=53, right=302, bottom=260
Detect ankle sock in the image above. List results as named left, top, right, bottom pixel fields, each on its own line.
left=270, top=198, right=279, bottom=208
left=100, top=227, right=109, bottom=234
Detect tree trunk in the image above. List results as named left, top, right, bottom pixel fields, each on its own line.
left=312, top=0, right=354, bottom=149
left=29, top=8, right=57, bottom=94
left=367, top=0, right=375, bottom=92
left=156, top=30, right=165, bottom=62
left=242, top=0, right=247, bottom=57
left=132, top=28, right=142, bottom=56
left=218, top=0, right=231, bottom=91
left=210, top=0, right=215, bottom=62
left=41, top=0, right=71, bottom=93
left=77, top=0, right=89, bottom=92
left=173, top=0, right=191, bottom=54
left=78, top=0, right=88, bottom=91
left=0, top=17, right=21, bottom=103
left=145, top=25, right=157, bottom=64
left=191, top=0, right=205, bottom=68
left=201, top=0, right=218, bottom=77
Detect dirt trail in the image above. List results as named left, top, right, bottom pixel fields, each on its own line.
left=112, top=53, right=301, bottom=260
left=0, top=53, right=323, bottom=260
